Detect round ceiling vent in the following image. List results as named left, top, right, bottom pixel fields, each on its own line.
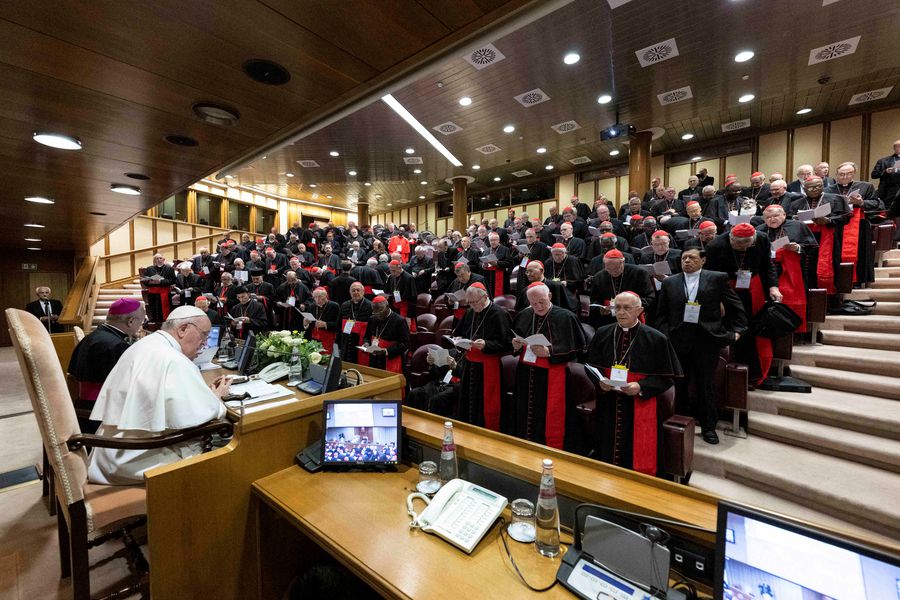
left=125, top=172, right=151, bottom=180
left=164, top=134, right=199, bottom=147
left=242, top=59, right=291, bottom=85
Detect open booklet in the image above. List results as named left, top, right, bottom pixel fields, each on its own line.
left=796, top=203, right=831, bottom=223
left=428, top=347, right=450, bottom=367
left=356, top=344, right=385, bottom=354
left=583, top=363, right=627, bottom=389
left=771, top=235, right=791, bottom=251
left=445, top=289, right=467, bottom=303
left=443, top=336, right=473, bottom=350
left=727, top=213, right=753, bottom=226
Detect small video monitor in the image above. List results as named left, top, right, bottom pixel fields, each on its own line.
left=320, top=400, right=401, bottom=469
left=715, top=501, right=900, bottom=600
left=237, top=331, right=256, bottom=375
left=205, top=325, right=223, bottom=350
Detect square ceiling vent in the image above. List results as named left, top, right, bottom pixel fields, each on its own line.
left=433, top=121, right=463, bottom=135
left=721, top=119, right=751, bottom=132
left=403, top=157, right=424, bottom=164
left=636, top=38, right=679, bottom=67
left=657, top=86, right=693, bottom=105
left=514, top=88, right=551, bottom=107
left=848, top=87, right=893, bottom=105
left=463, top=43, right=506, bottom=70
left=551, top=120, right=582, bottom=134
left=512, top=170, right=533, bottom=177
left=475, top=144, right=502, bottom=154
left=808, top=36, right=861, bottom=65
left=569, top=156, right=591, bottom=165
left=297, top=160, right=320, bottom=167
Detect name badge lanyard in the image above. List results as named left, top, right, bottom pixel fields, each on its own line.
left=731, top=247, right=752, bottom=289
left=611, top=328, right=638, bottom=382
left=371, top=316, right=391, bottom=347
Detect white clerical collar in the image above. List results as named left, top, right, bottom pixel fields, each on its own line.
left=619, top=321, right=640, bottom=332
left=684, top=269, right=702, bottom=280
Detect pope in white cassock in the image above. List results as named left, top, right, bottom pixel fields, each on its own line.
left=88, top=305, right=232, bottom=485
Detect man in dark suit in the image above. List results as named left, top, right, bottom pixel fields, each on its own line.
left=656, top=249, right=747, bottom=444
left=697, top=168, right=714, bottom=189
left=787, top=164, right=814, bottom=195
left=871, top=140, right=900, bottom=216
left=25, top=286, right=64, bottom=333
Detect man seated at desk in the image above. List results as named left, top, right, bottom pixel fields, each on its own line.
left=87, top=305, right=232, bottom=485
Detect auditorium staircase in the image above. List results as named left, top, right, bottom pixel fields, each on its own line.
left=691, top=249, right=900, bottom=545
left=89, top=279, right=144, bottom=329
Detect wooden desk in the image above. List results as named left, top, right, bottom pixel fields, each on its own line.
left=143, top=363, right=406, bottom=600
left=253, top=466, right=573, bottom=600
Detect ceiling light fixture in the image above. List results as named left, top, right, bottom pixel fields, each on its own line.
left=33, top=132, right=82, bottom=150
left=738, top=94, right=755, bottom=103
left=387, top=203, right=393, bottom=207
left=381, top=94, right=463, bottom=167
left=597, top=94, right=612, bottom=104
left=471, top=165, right=481, bottom=170
left=681, top=133, right=695, bottom=140
left=192, top=103, right=240, bottom=125
left=364, top=182, right=372, bottom=186
left=420, top=181, right=428, bottom=185
left=285, top=172, right=294, bottom=177
left=329, top=150, right=340, bottom=157
left=493, top=177, right=502, bottom=181
left=413, top=169, right=422, bottom=174
left=125, top=172, right=150, bottom=180
left=564, top=53, right=581, bottom=65
left=419, top=195, right=426, bottom=199
left=164, top=134, right=199, bottom=147
left=309, top=184, right=317, bottom=188
left=326, top=195, right=333, bottom=199
left=242, top=59, right=291, bottom=85
left=348, top=170, right=357, bottom=176
left=609, top=150, right=620, bottom=156
left=796, top=107, right=812, bottom=115
left=110, top=184, right=141, bottom=195
left=459, top=97, right=472, bottom=106
left=503, top=125, right=515, bottom=133
left=25, top=196, right=54, bottom=204
left=545, top=165, right=554, bottom=170
left=24, top=223, right=45, bottom=228
left=734, top=50, right=755, bottom=63
left=24, top=237, right=41, bottom=242
left=26, top=247, right=41, bottom=251
left=691, top=156, right=702, bottom=161
left=537, top=147, right=547, bottom=154
left=405, top=147, right=415, bottom=154
left=224, top=174, right=235, bottom=179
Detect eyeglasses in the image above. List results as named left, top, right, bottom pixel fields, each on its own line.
left=184, top=322, right=210, bottom=340
left=612, top=304, right=642, bottom=311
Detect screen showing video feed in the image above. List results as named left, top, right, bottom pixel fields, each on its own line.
left=322, top=401, right=400, bottom=464
left=722, top=510, right=900, bottom=600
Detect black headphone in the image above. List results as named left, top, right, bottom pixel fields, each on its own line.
left=640, top=523, right=670, bottom=545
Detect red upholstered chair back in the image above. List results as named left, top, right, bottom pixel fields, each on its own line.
left=493, top=295, right=517, bottom=313
left=406, top=344, right=441, bottom=390
left=416, top=313, right=438, bottom=332
left=580, top=323, right=595, bottom=347
left=437, top=315, right=455, bottom=335
left=656, top=386, right=676, bottom=421
left=416, top=293, right=432, bottom=312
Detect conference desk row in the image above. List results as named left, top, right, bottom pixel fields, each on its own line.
left=140, top=361, right=728, bottom=600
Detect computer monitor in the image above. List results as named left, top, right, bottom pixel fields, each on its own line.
left=237, top=331, right=256, bottom=375
left=205, top=325, right=223, bottom=350
left=715, top=501, right=900, bottom=600
left=320, top=400, right=401, bottom=468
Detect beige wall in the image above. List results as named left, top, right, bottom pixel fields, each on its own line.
left=828, top=115, right=863, bottom=170
left=870, top=108, right=900, bottom=170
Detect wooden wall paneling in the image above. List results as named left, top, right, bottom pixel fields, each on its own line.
left=0, top=249, right=75, bottom=346
left=541, top=201, right=556, bottom=221
left=696, top=159, right=720, bottom=185
left=108, top=255, right=132, bottom=282
left=577, top=180, right=595, bottom=203
left=758, top=132, right=789, bottom=178
left=107, top=223, right=131, bottom=255
left=156, top=221, right=174, bottom=245
left=426, top=204, right=436, bottom=233
left=725, top=153, right=754, bottom=182
left=792, top=124, right=824, bottom=175
left=869, top=108, right=900, bottom=181
left=90, top=239, right=105, bottom=257
left=828, top=115, right=863, bottom=169
left=176, top=243, right=194, bottom=261
left=667, top=164, right=692, bottom=190
left=618, top=176, right=630, bottom=208
left=651, top=155, right=665, bottom=184
left=176, top=222, right=193, bottom=242
left=861, top=113, right=872, bottom=178
left=597, top=178, right=617, bottom=205
left=557, top=174, right=575, bottom=208
left=133, top=250, right=154, bottom=272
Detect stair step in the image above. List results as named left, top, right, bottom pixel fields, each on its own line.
left=92, top=316, right=105, bottom=324
left=748, top=412, right=900, bottom=472
left=95, top=308, right=108, bottom=315
left=693, top=433, right=900, bottom=536
left=789, top=365, right=900, bottom=401
left=688, top=472, right=899, bottom=547
left=748, top=387, right=900, bottom=441
left=884, top=249, right=900, bottom=259
left=874, top=266, right=900, bottom=277
left=123, top=284, right=142, bottom=289
left=819, top=329, right=900, bottom=351
left=872, top=301, right=900, bottom=316
left=848, top=288, right=900, bottom=301
left=870, top=278, right=900, bottom=288
left=884, top=258, right=900, bottom=267
left=791, top=344, right=900, bottom=378
left=100, top=289, right=143, bottom=295
left=820, top=314, right=900, bottom=334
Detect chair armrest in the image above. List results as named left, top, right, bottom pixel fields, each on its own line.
left=66, top=419, right=234, bottom=452
left=663, top=415, right=695, bottom=479
left=836, top=263, right=855, bottom=294
left=807, top=289, right=827, bottom=323
left=725, top=363, right=749, bottom=409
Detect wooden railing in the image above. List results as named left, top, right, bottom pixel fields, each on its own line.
left=59, top=256, right=99, bottom=330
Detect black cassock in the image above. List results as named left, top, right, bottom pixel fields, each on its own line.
left=228, top=300, right=268, bottom=338
left=275, top=281, right=311, bottom=331
left=361, top=311, right=409, bottom=373
left=337, top=298, right=372, bottom=363
left=304, top=300, right=341, bottom=354
left=481, top=245, right=515, bottom=297
left=543, top=256, right=584, bottom=311
left=384, top=271, right=418, bottom=325
left=588, top=265, right=655, bottom=328
left=68, top=324, right=131, bottom=433
left=586, top=323, right=681, bottom=476
left=509, top=307, right=585, bottom=450
left=514, top=278, right=573, bottom=313
left=757, top=220, right=818, bottom=287
left=453, top=303, right=512, bottom=431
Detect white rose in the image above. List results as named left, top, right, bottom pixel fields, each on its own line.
left=267, top=348, right=278, bottom=357
left=278, top=330, right=291, bottom=337
left=309, top=352, right=322, bottom=364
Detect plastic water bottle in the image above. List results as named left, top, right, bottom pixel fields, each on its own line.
left=535, top=458, right=560, bottom=557
left=287, top=347, right=303, bottom=386
left=438, top=421, right=458, bottom=483
left=218, top=328, right=232, bottom=360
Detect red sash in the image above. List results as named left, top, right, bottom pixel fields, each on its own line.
left=601, top=369, right=656, bottom=476
left=749, top=276, right=773, bottom=385
left=147, top=285, right=172, bottom=319
left=484, top=265, right=504, bottom=297
left=77, top=381, right=103, bottom=402
left=309, top=238, right=318, bottom=260
left=311, top=326, right=336, bottom=354
left=519, top=355, right=567, bottom=449
left=775, top=249, right=807, bottom=333
left=363, top=285, right=374, bottom=296
left=453, top=306, right=466, bottom=321
left=841, top=207, right=863, bottom=283
left=811, top=223, right=837, bottom=294
left=466, top=348, right=501, bottom=431
left=358, top=339, right=403, bottom=373
left=391, top=300, right=416, bottom=332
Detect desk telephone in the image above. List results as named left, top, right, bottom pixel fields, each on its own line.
left=407, top=479, right=507, bottom=554
left=256, top=362, right=290, bottom=383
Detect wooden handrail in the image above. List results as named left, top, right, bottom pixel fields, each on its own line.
left=100, top=230, right=239, bottom=261
left=59, top=256, right=99, bottom=326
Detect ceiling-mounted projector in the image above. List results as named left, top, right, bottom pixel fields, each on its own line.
left=600, top=123, right=636, bottom=141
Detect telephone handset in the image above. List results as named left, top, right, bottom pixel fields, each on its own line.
left=407, top=478, right=507, bottom=554
left=256, top=362, right=291, bottom=383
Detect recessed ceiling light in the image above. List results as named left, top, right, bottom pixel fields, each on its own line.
left=609, top=150, right=620, bottom=156
left=326, top=195, right=333, bottom=199
left=545, top=165, right=554, bottom=170
left=24, top=223, right=45, bottom=228
left=472, top=165, right=481, bottom=170
left=285, top=172, right=294, bottom=177
left=242, top=58, right=291, bottom=85
left=419, top=195, right=426, bottom=199
left=192, top=103, right=240, bottom=125
left=681, top=133, right=695, bottom=140
left=164, top=134, right=199, bottom=147
left=309, top=184, right=317, bottom=188
left=224, top=174, right=234, bottom=179
left=364, top=182, right=372, bottom=186
left=387, top=203, right=393, bottom=206
left=503, top=125, right=515, bottom=133
left=495, top=202, right=501, bottom=207
left=420, top=181, right=428, bottom=185
left=110, top=184, right=141, bottom=195
left=564, top=53, right=581, bottom=65
left=262, top=155, right=267, bottom=159
left=329, top=150, right=340, bottom=157
left=24, top=237, right=41, bottom=242
left=413, top=169, right=422, bottom=174
left=311, top=193, right=319, bottom=199
left=739, top=94, right=755, bottom=103
left=348, top=170, right=357, bottom=176
left=691, top=156, right=702, bottom=161
left=537, top=147, right=547, bottom=154
left=597, top=94, right=612, bottom=104
left=89, top=211, right=107, bottom=216
left=405, top=147, right=415, bottom=154
left=522, top=188, right=528, bottom=192
left=796, top=107, right=812, bottom=115
left=26, top=247, right=41, bottom=251
left=25, top=196, right=54, bottom=204
left=493, top=177, right=502, bottom=181
left=33, top=132, right=82, bottom=150
left=734, top=50, right=755, bottom=63
left=459, top=96, right=472, bottom=106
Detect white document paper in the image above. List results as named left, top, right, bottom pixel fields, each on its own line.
left=516, top=244, right=530, bottom=254
left=480, top=254, right=498, bottom=264
left=447, top=289, right=467, bottom=303
left=445, top=336, right=473, bottom=350
left=300, top=312, right=316, bottom=322
left=653, top=261, right=672, bottom=276
left=771, top=236, right=791, bottom=251
left=728, top=213, right=752, bottom=226
left=797, top=203, right=831, bottom=222
left=524, top=334, right=551, bottom=347
left=588, top=227, right=602, bottom=238
left=233, top=270, right=248, bottom=282
left=428, top=348, right=450, bottom=367
left=583, top=364, right=626, bottom=389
